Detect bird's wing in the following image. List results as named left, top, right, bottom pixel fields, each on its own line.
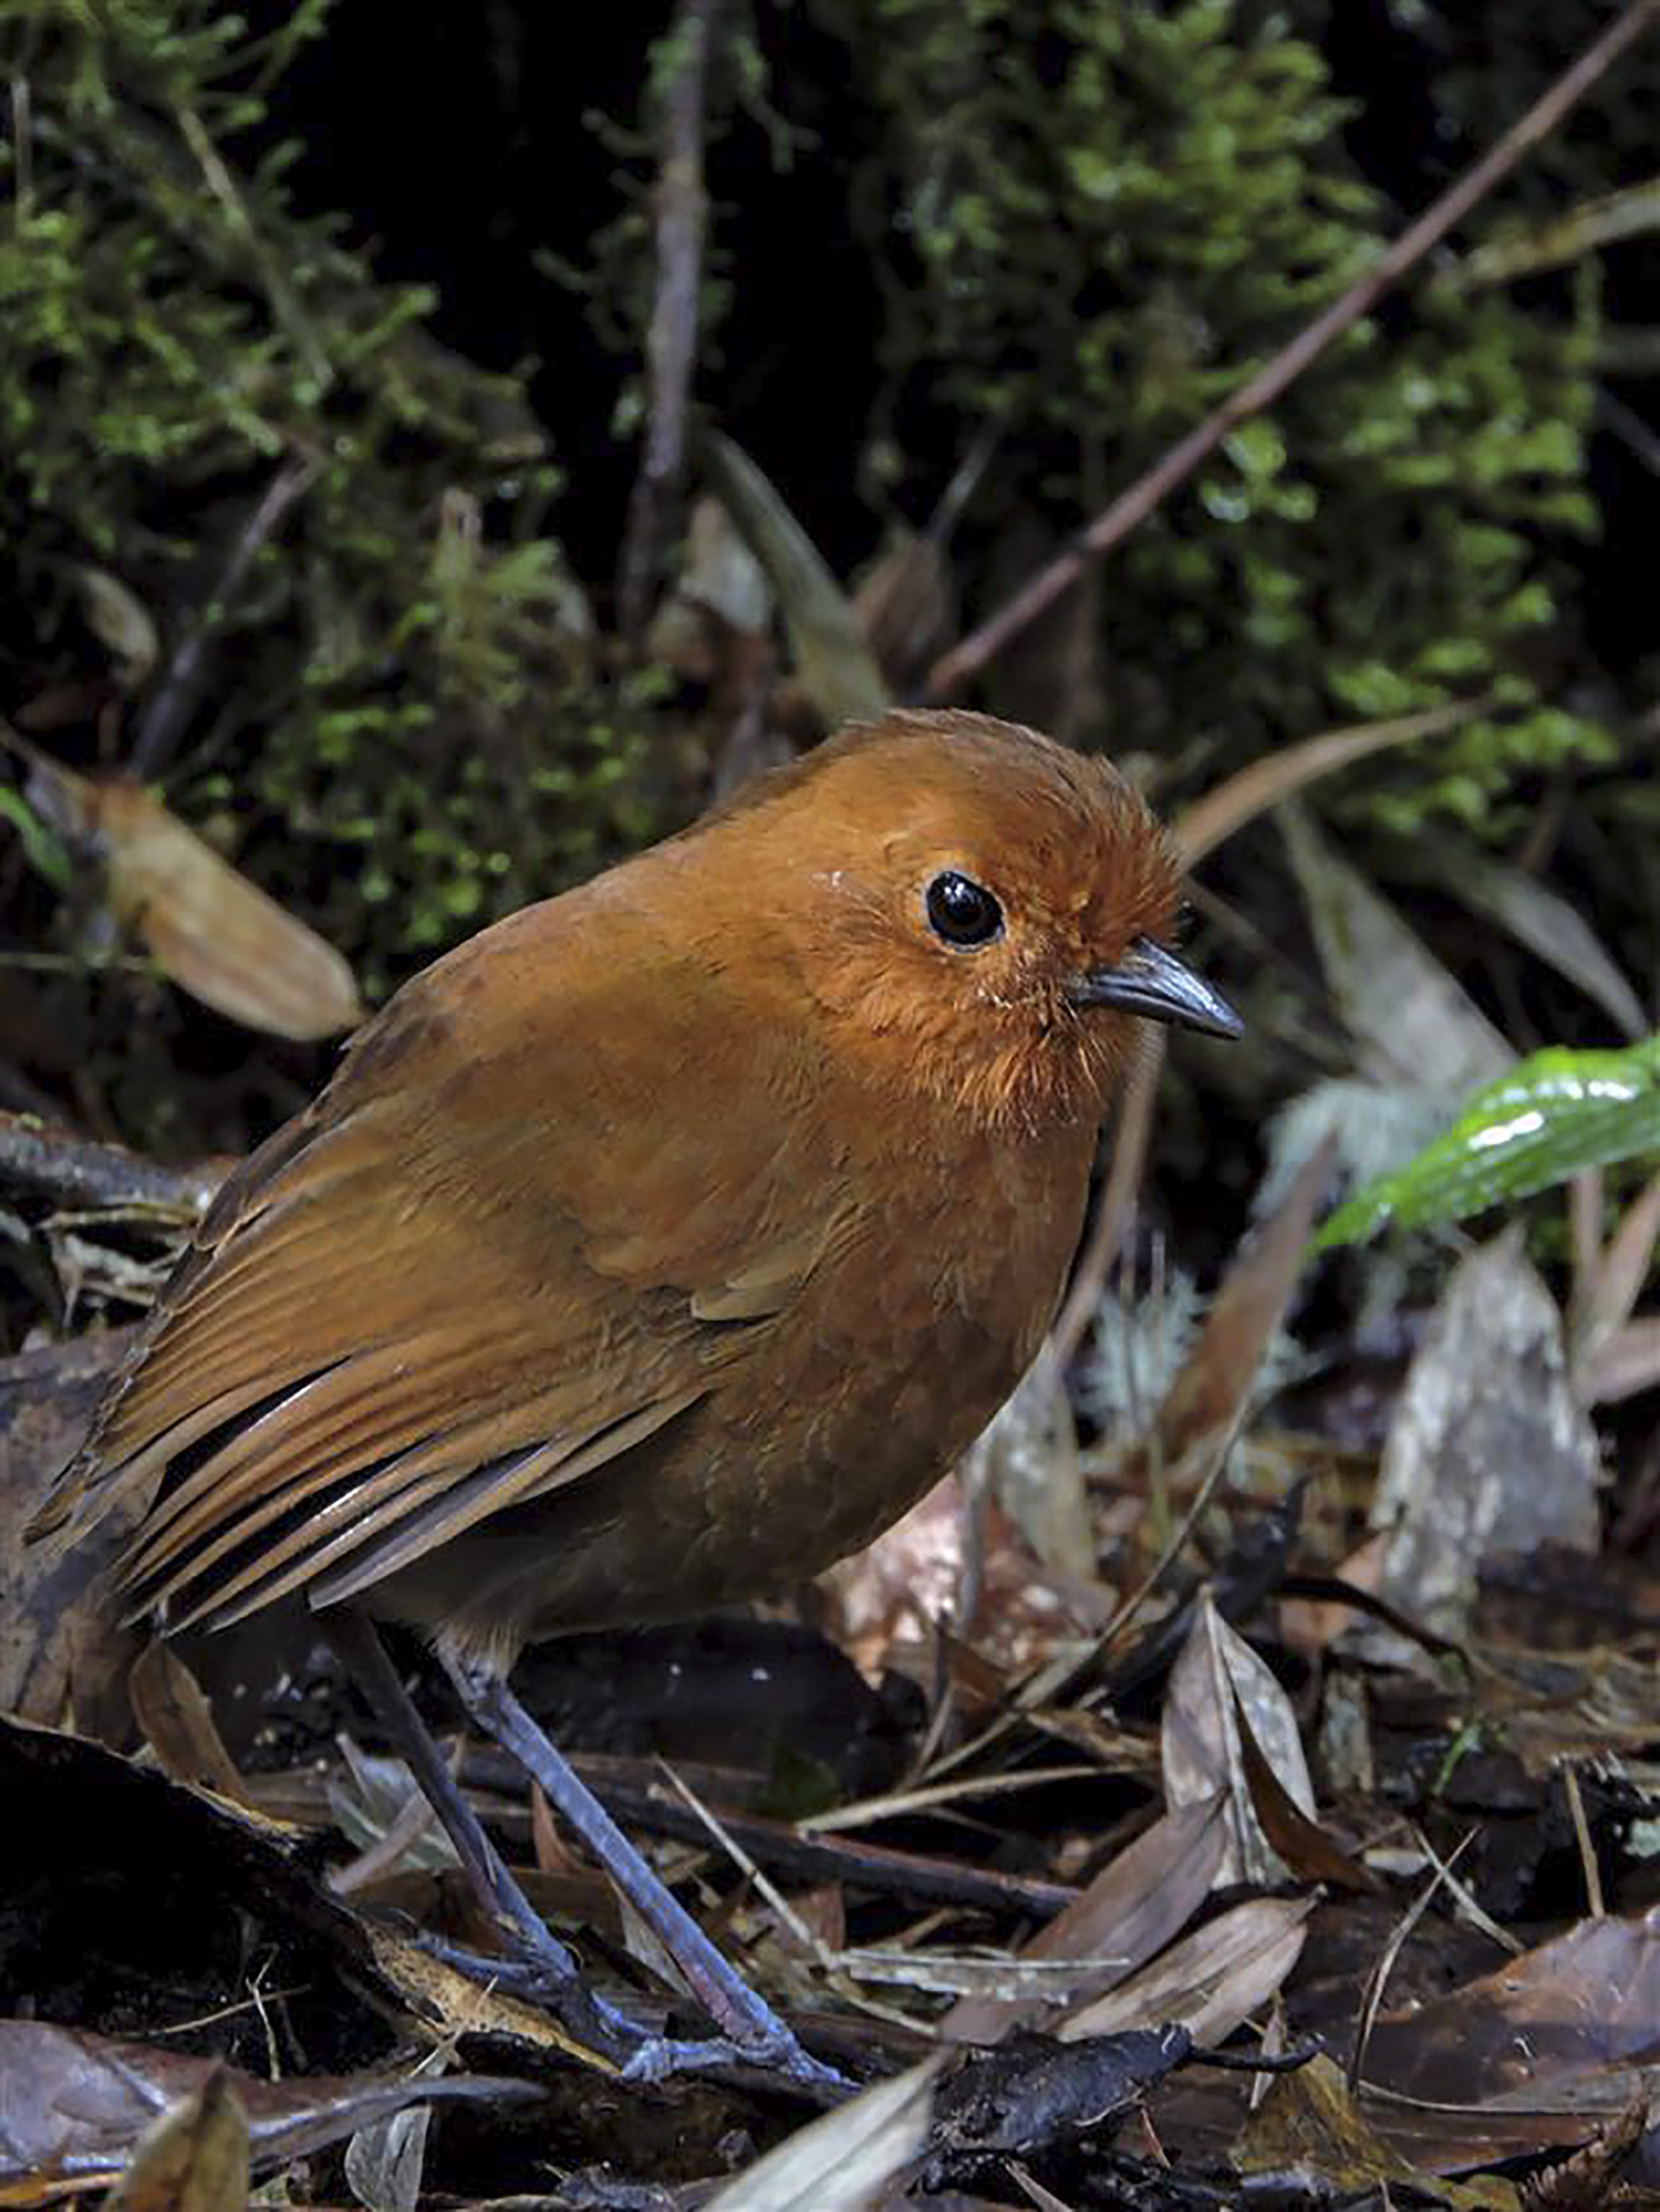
left=30, top=913, right=851, bottom=1633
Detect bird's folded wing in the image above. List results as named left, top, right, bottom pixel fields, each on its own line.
left=29, top=953, right=850, bottom=1632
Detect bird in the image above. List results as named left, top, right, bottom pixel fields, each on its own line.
left=29, top=707, right=1239, bottom=2087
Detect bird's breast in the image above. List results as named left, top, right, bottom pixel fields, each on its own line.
left=414, top=1114, right=1098, bottom=1661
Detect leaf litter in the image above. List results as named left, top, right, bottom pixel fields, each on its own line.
left=10, top=1081, right=1660, bottom=2210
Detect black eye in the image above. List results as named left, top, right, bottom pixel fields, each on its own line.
left=925, top=870, right=1003, bottom=949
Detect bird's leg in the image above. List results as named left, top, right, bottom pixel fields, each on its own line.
left=321, top=1610, right=628, bottom=2060
left=326, top=1613, right=843, bottom=2091
left=439, top=1645, right=846, bottom=2094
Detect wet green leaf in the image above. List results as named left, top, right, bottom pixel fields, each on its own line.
left=1316, top=1038, right=1660, bottom=1249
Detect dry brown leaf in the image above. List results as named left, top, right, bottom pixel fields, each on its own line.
left=127, top=1643, right=248, bottom=1804
left=1279, top=1530, right=1390, bottom=1658
left=0, top=2019, right=533, bottom=2193
left=942, top=1794, right=1228, bottom=2045
left=1154, top=1135, right=1337, bottom=1465
left=34, top=756, right=361, bottom=1040
left=0, top=1335, right=141, bottom=1737
left=1359, top=1908, right=1660, bottom=2173
left=1236, top=1707, right=1378, bottom=1895
left=1061, top=1895, right=1313, bottom=2047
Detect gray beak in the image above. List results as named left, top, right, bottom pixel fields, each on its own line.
left=1066, top=937, right=1243, bottom=1039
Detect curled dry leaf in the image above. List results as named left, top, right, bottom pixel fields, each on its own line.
left=1162, top=1588, right=1317, bottom=1889
left=127, top=1642, right=248, bottom=1803
left=35, top=758, right=362, bottom=1041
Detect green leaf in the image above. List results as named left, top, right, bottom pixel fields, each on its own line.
left=1315, top=1036, right=1660, bottom=1250
left=0, top=786, right=72, bottom=891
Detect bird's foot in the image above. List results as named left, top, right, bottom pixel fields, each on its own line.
left=617, top=2023, right=849, bottom=2094
left=410, top=1933, right=639, bottom=2053
left=411, top=1934, right=846, bottom=2094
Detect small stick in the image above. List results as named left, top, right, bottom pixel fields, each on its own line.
left=926, top=0, right=1660, bottom=699
left=130, top=452, right=318, bottom=779
left=0, top=1111, right=226, bottom=1219
left=616, top=0, right=722, bottom=645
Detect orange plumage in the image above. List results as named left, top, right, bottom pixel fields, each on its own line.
left=31, top=707, right=1240, bottom=2082
left=35, top=710, right=1236, bottom=1675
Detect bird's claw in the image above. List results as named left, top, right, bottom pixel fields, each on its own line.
left=616, top=2025, right=849, bottom=2094
left=409, top=1934, right=845, bottom=2094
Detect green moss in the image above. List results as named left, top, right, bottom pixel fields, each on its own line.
left=0, top=0, right=658, bottom=1004
left=819, top=0, right=1612, bottom=830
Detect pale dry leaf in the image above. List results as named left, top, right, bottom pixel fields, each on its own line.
left=92, top=777, right=364, bottom=1040
left=1570, top=1163, right=1660, bottom=1395
left=1173, top=700, right=1489, bottom=868
left=77, top=568, right=160, bottom=693
left=31, top=752, right=362, bottom=1041
left=1451, top=858, right=1646, bottom=1043
left=970, top=1346, right=1093, bottom=1586
left=101, top=2067, right=250, bottom=2212
left=704, top=433, right=890, bottom=726
left=703, top=2054, right=944, bottom=2212
left=1575, top=1313, right=1660, bottom=1405
left=1281, top=801, right=1511, bottom=1095
left=1369, top=1226, right=1601, bottom=1641
left=343, top=2098, right=430, bottom=2212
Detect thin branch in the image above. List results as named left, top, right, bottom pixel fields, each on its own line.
left=616, top=0, right=721, bottom=645
left=925, top=0, right=1660, bottom=701
left=0, top=1111, right=226, bottom=1219
left=130, top=451, right=319, bottom=779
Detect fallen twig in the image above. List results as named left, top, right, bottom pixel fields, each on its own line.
left=616, top=0, right=721, bottom=645
left=925, top=0, right=1660, bottom=699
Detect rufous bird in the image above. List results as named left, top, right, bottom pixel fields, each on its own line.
left=30, top=709, right=1239, bottom=2087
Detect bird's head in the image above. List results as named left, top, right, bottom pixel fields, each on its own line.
left=694, top=709, right=1240, bottom=1130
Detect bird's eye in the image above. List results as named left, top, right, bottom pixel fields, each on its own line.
left=925, top=870, right=1003, bottom=949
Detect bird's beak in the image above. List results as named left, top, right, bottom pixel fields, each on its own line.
left=1066, top=937, right=1243, bottom=1039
